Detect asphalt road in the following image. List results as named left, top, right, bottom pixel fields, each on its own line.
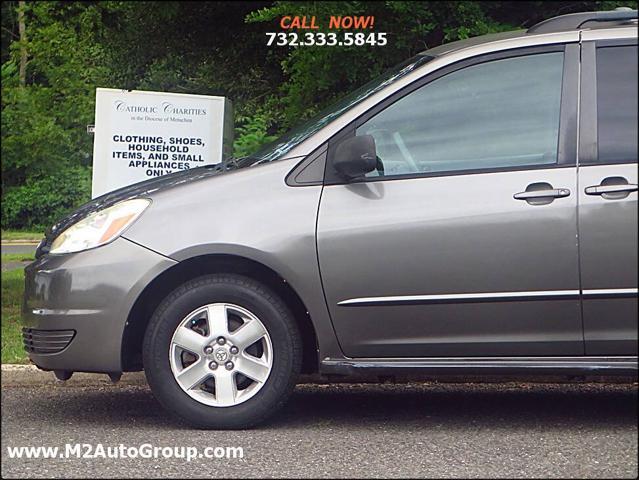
left=1, top=381, right=637, bottom=479
left=1, top=243, right=38, bottom=255
left=1, top=243, right=38, bottom=271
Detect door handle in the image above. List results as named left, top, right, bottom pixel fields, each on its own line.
left=514, top=188, right=571, bottom=200
left=585, top=177, right=638, bottom=200
left=585, top=184, right=638, bottom=195
left=514, top=183, right=570, bottom=205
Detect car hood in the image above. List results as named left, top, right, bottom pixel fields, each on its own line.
left=37, top=161, right=239, bottom=256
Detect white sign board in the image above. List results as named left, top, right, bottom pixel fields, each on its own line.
left=91, top=88, right=232, bottom=198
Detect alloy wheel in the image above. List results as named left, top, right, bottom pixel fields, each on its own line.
left=168, top=303, right=273, bottom=407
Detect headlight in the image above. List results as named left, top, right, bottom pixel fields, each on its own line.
left=50, top=199, right=150, bottom=254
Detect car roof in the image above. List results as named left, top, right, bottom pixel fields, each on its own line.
left=420, top=31, right=527, bottom=57
left=420, top=9, right=637, bottom=58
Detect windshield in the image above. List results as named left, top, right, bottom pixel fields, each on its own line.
left=237, top=54, right=434, bottom=166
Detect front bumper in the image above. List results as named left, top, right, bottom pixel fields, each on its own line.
left=22, top=237, right=176, bottom=373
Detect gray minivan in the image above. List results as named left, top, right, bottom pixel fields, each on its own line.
left=23, top=10, right=638, bottom=428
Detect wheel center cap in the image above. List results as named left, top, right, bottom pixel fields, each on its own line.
left=213, top=348, right=229, bottom=363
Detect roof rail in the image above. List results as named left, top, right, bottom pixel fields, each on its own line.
left=527, top=8, right=638, bottom=34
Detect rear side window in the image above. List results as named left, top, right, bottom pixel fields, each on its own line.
left=355, top=52, right=565, bottom=178
left=596, top=45, right=638, bottom=164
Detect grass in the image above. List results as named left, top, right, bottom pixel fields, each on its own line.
left=1, top=230, right=43, bottom=242
left=1, top=267, right=28, bottom=363
left=1, top=253, right=35, bottom=263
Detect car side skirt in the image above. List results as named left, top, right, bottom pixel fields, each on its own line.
left=320, top=356, right=638, bottom=376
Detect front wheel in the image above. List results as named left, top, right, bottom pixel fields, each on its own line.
left=143, top=274, right=302, bottom=429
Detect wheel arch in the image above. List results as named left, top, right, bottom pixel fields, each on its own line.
left=122, top=254, right=319, bottom=374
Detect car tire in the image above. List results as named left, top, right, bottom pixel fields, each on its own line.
left=143, top=274, right=302, bottom=429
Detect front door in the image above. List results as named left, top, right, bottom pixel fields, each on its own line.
left=317, top=46, right=584, bottom=358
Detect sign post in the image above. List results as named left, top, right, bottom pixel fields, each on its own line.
left=91, top=88, right=233, bottom=198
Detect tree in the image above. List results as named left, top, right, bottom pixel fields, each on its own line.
left=1, top=1, right=636, bottom=229
left=17, top=1, right=26, bottom=87
left=2, top=2, right=111, bottom=227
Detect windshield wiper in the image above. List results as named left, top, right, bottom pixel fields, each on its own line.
left=204, top=157, right=242, bottom=171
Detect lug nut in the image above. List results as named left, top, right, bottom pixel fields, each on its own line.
left=216, top=337, right=226, bottom=345
left=204, top=346, right=213, bottom=354
left=225, top=361, right=234, bottom=371
left=209, top=361, right=218, bottom=370
left=229, top=346, right=239, bottom=355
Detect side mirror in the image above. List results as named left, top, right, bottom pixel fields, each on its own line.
left=333, top=135, right=377, bottom=180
